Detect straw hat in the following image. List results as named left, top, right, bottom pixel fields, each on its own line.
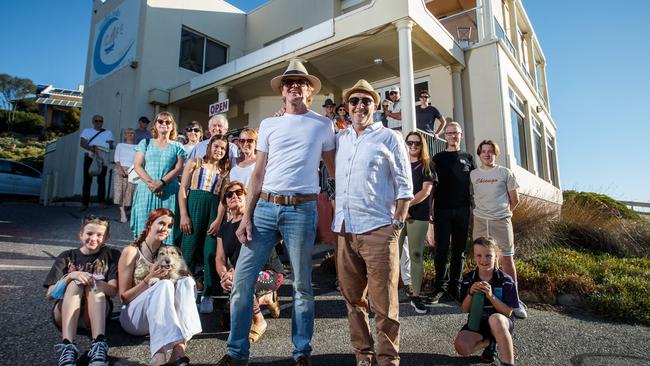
left=270, top=59, right=321, bottom=94
left=343, top=79, right=380, bottom=105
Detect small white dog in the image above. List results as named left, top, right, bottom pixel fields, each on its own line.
left=148, top=246, right=190, bottom=286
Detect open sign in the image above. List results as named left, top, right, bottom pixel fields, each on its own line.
left=209, top=99, right=229, bottom=116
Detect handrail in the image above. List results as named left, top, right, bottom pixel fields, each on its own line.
left=417, top=129, right=447, bottom=157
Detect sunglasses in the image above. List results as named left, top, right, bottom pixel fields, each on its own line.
left=406, top=140, right=422, bottom=147
left=93, top=119, right=103, bottom=123
left=338, top=108, right=346, bottom=112
left=282, top=78, right=308, bottom=87
left=239, top=138, right=255, bottom=144
left=419, top=95, right=430, bottom=99
left=185, top=127, right=201, bottom=133
left=224, top=189, right=245, bottom=199
left=389, top=91, right=398, bottom=95
left=348, top=97, right=374, bottom=107
left=157, top=119, right=173, bottom=125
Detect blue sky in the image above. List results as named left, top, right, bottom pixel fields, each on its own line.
left=1, top=0, right=647, bottom=202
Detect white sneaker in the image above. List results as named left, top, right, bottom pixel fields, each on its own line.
left=513, top=300, right=528, bottom=319
left=199, top=296, right=214, bottom=314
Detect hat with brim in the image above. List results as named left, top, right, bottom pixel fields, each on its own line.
left=322, top=98, right=335, bottom=107
left=344, top=79, right=380, bottom=105
left=270, top=59, right=321, bottom=94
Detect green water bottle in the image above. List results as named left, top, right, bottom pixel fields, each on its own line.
left=468, top=292, right=485, bottom=331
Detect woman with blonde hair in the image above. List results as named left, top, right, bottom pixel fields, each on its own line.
left=130, top=111, right=186, bottom=244
left=227, top=128, right=257, bottom=187
left=113, top=128, right=138, bottom=223
left=400, top=131, right=436, bottom=314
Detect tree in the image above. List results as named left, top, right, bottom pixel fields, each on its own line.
left=0, top=73, right=36, bottom=132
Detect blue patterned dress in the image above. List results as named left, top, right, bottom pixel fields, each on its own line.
left=130, top=139, right=186, bottom=244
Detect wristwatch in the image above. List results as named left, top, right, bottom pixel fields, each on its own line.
left=391, top=218, right=405, bottom=230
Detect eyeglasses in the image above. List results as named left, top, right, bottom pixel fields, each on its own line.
left=406, top=140, right=422, bottom=146
left=348, top=97, right=374, bottom=107
left=157, top=119, right=173, bottom=125
left=185, top=127, right=201, bottom=133
left=419, top=95, right=430, bottom=99
left=282, top=78, right=308, bottom=87
left=239, top=138, right=255, bottom=144
left=224, top=189, right=245, bottom=199
left=445, top=131, right=461, bottom=136
left=84, top=214, right=109, bottom=223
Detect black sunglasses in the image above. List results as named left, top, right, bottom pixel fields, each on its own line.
left=406, top=140, right=422, bottom=147
left=224, top=189, right=245, bottom=199
left=348, top=97, right=374, bottom=107
left=93, top=119, right=103, bottom=122
left=156, top=119, right=173, bottom=125
left=185, top=127, right=201, bottom=133
left=282, top=78, right=308, bottom=87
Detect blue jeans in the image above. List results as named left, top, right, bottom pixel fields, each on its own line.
left=227, top=198, right=317, bottom=361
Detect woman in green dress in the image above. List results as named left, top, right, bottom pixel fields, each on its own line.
left=130, top=111, right=186, bottom=244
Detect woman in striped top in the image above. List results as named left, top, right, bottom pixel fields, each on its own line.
left=178, top=134, right=231, bottom=313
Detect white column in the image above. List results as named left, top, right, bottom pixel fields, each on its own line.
left=540, top=62, right=550, bottom=112
left=451, top=64, right=465, bottom=132
left=394, top=18, right=416, bottom=136
left=217, top=85, right=230, bottom=102
left=507, top=0, right=519, bottom=56
left=482, top=0, right=495, bottom=41
left=525, top=34, right=537, bottom=85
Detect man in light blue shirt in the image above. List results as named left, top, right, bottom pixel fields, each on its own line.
left=333, top=79, right=413, bottom=366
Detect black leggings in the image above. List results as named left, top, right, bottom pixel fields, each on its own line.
left=82, top=155, right=108, bottom=206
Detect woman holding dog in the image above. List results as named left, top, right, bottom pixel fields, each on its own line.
left=178, top=134, right=231, bottom=314
left=118, top=208, right=201, bottom=366
left=216, top=181, right=284, bottom=343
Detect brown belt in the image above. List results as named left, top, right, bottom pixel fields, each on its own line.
left=260, top=192, right=318, bottom=205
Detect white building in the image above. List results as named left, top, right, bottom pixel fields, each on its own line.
left=43, top=0, right=561, bottom=206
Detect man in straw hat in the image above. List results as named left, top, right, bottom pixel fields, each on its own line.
left=333, top=79, right=413, bottom=366
left=216, top=59, right=336, bottom=366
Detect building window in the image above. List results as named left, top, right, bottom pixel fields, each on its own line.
left=546, top=133, right=558, bottom=186
left=179, top=27, right=227, bottom=74
left=532, top=118, right=544, bottom=178
left=509, top=88, right=528, bottom=170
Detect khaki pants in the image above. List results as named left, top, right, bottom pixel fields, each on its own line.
left=336, top=223, right=401, bottom=366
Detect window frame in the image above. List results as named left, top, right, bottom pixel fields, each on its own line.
left=509, top=88, right=528, bottom=170
left=179, top=26, right=228, bottom=74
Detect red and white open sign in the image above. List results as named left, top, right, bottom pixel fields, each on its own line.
left=209, top=99, right=229, bottom=116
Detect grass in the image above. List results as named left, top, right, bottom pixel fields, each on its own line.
left=518, top=248, right=650, bottom=325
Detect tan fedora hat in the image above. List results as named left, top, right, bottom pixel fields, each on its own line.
left=343, top=79, right=380, bottom=105
left=270, top=59, right=321, bottom=94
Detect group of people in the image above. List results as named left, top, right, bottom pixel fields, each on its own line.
left=56, top=59, right=526, bottom=366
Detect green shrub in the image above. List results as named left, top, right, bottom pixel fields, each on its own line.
left=563, top=190, right=641, bottom=220
left=0, top=110, right=43, bottom=135
left=518, top=248, right=650, bottom=325
left=0, top=135, right=52, bottom=170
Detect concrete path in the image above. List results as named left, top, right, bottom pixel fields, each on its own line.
left=0, top=202, right=649, bottom=365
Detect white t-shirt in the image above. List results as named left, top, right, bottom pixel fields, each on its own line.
left=229, top=162, right=256, bottom=187
left=183, top=143, right=197, bottom=156
left=258, top=110, right=336, bottom=194
left=470, top=165, right=520, bottom=220
left=113, top=143, right=137, bottom=167
left=387, top=99, right=402, bottom=129
left=80, top=128, right=114, bottom=157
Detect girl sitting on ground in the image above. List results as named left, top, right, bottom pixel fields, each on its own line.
left=44, top=215, right=120, bottom=366
left=454, top=236, right=519, bottom=366
left=118, top=208, right=202, bottom=366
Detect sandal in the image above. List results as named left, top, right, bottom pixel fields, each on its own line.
left=164, top=356, right=191, bottom=366
left=268, top=291, right=280, bottom=318
left=248, top=322, right=267, bottom=343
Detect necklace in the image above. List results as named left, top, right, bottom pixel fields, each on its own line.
left=143, top=240, right=158, bottom=260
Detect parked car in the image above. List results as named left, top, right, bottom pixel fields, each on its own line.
left=0, top=159, right=42, bottom=197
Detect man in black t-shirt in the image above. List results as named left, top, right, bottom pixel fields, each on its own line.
left=415, top=90, right=446, bottom=137
left=429, top=121, right=475, bottom=303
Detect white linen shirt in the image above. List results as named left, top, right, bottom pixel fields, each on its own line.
left=333, top=122, right=413, bottom=234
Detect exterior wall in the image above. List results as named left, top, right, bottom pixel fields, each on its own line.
left=462, top=43, right=506, bottom=165
left=244, top=0, right=336, bottom=52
